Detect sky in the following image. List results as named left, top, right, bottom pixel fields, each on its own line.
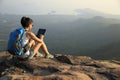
left=0, top=0, right=120, bottom=15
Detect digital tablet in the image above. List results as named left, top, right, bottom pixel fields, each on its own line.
left=36, top=28, right=46, bottom=38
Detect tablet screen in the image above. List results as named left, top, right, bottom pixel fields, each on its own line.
left=36, top=28, right=46, bottom=37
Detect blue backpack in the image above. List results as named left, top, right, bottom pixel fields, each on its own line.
left=7, top=28, right=25, bottom=55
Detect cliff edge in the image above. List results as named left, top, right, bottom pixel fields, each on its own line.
left=0, top=51, right=120, bottom=80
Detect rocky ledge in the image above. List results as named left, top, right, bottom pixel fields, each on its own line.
left=0, top=51, right=120, bottom=80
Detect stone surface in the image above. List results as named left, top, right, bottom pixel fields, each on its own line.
left=0, top=51, right=120, bottom=80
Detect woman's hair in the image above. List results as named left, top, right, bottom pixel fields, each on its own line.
left=21, top=16, right=33, bottom=28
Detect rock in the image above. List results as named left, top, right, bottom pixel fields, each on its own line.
left=0, top=75, right=12, bottom=80
left=0, top=51, right=11, bottom=63
left=0, top=51, right=120, bottom=80
left=55, top=54, right=93, bottom=65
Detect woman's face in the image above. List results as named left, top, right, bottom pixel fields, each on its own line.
left=28, top=23, right=33, bottom=30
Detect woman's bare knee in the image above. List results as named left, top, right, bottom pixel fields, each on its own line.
left=29, top=40, right=35, bottom=48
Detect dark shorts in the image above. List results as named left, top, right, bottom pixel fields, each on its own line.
left=17, top=50, right=34, bottom=60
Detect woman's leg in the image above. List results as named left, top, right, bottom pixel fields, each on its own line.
left=32, top=40, right=53, bottom=58
left=40, top=41, right=50, bottom=55
left=35, top=34, right=49, bottom=55
left=29, top=40, right=42, bottom=55
left=39, top=41, right=54, bottom=58
left=29, top=40, right=35, bottom=49
left=33, top=41, right=49, bottom=55
left=33, top=42, right=42, bottom=54
left=29, top=35, right=53, bottom=58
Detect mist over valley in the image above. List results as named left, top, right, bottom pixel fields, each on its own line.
left=0, top=12, right=120, bottom=60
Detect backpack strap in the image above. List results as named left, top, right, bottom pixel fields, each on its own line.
left=16, top=28, right=25, bottom=43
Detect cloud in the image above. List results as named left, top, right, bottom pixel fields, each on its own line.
left=48, top=10, right=56, bottom=15
left=0, top=0, right=120, bottom=15
left=0, top=0, right=3, bottom=10
left=0, top=0, right=3, bottom=4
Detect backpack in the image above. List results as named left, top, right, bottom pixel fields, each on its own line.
left=7, top=28, right=25, bottom=55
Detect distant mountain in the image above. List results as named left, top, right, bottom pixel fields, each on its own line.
left=92, top=41, right=120, bottom=60
left=1, top=14, right=120, bottom=60
left=75, top=8, right=120, bottom=19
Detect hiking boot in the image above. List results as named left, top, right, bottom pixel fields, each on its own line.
left=28, top=52, right=35, bottom=59
left=35, top=52, right=44, bottom=57
left=45, top=54, right=54, bottom=59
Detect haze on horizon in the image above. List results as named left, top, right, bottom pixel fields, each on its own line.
left=0, top=0, right=120, bottom=15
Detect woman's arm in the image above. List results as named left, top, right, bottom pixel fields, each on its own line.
left=27, top=32, right=43, bottom=43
